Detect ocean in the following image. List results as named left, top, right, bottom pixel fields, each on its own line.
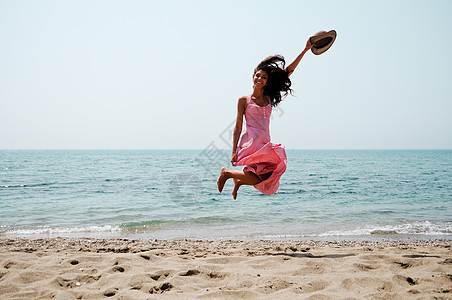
left=0, top=150, right=451, bottom=240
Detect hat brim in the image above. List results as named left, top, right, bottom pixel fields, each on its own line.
left=310, top=30, right=337, bottom=55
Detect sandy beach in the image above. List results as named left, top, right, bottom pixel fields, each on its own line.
left=0, top=238, right=450, bottom=299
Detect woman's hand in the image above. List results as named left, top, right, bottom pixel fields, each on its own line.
left=304, top=38, right=313, bottom=52
left=231, top=152, right=237, bottom=164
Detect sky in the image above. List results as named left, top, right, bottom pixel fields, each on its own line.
left=0, top=0, right=451, bottom=150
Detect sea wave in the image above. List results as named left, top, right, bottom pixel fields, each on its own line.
left=1, top=225, right=121, bottom=237
left=120, top=216, right=237, bottom=229
left=0, top=181, right=82, bottom=189
left=316, top=221, right=452, bottom=237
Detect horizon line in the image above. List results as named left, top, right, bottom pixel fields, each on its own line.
left=0, top=148, right=451, bottom=151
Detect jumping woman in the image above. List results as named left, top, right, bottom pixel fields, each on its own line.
left=217, top=38, right=314, bottom=200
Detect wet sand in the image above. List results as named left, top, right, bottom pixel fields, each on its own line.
left=0, top=238, right=451, bottom=299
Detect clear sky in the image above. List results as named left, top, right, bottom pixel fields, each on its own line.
left=1, top=0, right=451, bottom=149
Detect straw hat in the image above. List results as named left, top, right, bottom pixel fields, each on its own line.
left=310, top=30, right=337, bottom=55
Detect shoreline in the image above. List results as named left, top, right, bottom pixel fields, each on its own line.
left=1, top=231, right=451, bottom=242
left=1, top=237, right=451, bottom=250
left=1, top=238, right=450, bottom=299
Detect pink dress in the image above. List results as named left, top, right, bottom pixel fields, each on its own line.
left=232, top=95, right=287, bottom=195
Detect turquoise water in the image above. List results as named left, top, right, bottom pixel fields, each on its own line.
left=0, top=150, right=451, bottom=240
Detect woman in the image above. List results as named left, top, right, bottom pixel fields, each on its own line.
left=217, top=38, right=313, bottom=199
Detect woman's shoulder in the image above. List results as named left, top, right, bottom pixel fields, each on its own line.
left=237, top=95, right=249, bottom=107
left=237, top=96, right=248, bottom=110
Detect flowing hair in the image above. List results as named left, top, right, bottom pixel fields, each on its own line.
left=254, top=55, right=292, bottom=107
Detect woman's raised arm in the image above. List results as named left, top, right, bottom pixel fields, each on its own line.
left=285, top=38, right=313, bottom=77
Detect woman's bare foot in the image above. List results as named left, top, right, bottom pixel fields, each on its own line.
left=232, top=178, right=242, bottom=200
left=217, top=167, right=229, bottom=193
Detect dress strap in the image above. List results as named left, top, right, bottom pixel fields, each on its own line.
left=244, top=94, right=251, bottom=109
left=266, top=95, right=271, bottom=107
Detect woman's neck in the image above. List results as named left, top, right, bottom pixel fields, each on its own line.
left=251, top=87, right=269, bottom=106
left=252, top=86, right=265, bottom=98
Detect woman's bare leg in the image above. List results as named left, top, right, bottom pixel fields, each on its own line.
left=217, top=167, right=273, bottom=199
left=217, top=167, right=261, bottom=193
left=232, top=178, right=242, bottom=200
left=232, top=171, right=272, bottom=200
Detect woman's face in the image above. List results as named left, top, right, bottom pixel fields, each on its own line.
left=253, top=69, right=268, bottom=88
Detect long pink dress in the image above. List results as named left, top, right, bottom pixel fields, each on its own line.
left=232, top=95, right=287, bottom=195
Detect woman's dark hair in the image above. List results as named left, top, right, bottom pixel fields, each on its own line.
left=254, top=55, right=292, bottom=107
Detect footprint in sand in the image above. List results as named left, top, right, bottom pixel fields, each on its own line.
left=149, top=270, right=171, bottom=281
left=2, top=260, right=32, bottom=270
left=69, top=259, right=79, bottom=265
left=149, top=282, right=173, bottom=294
left=139, top=254, right=151, bottom=260
left=54, top=275, right=101, bottom=289
left=353, top=263, right=379, bottom=271
left=391, top=258, right=425, bottom=270
left=392, top=275, right=418, bottom=287
left=104, top=288, right=118, bottom=297
left=394, top=261, right=412, bottom=269
left=341, top=277, right=393, bottom=293
left=129, top=273, right=167, bottom=291
left=179, top=269, right=200, bottom=276
left=205, top=271, right=226, bottom=280
left=290, top=261, right=327, bottom=276
left=294, top=280, right=329, bottom=294
left=3, top=262, right=15, bottom=269
left=259, top=278, right=294, bottom=293
left=110, top=265, right=125, bottom=273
